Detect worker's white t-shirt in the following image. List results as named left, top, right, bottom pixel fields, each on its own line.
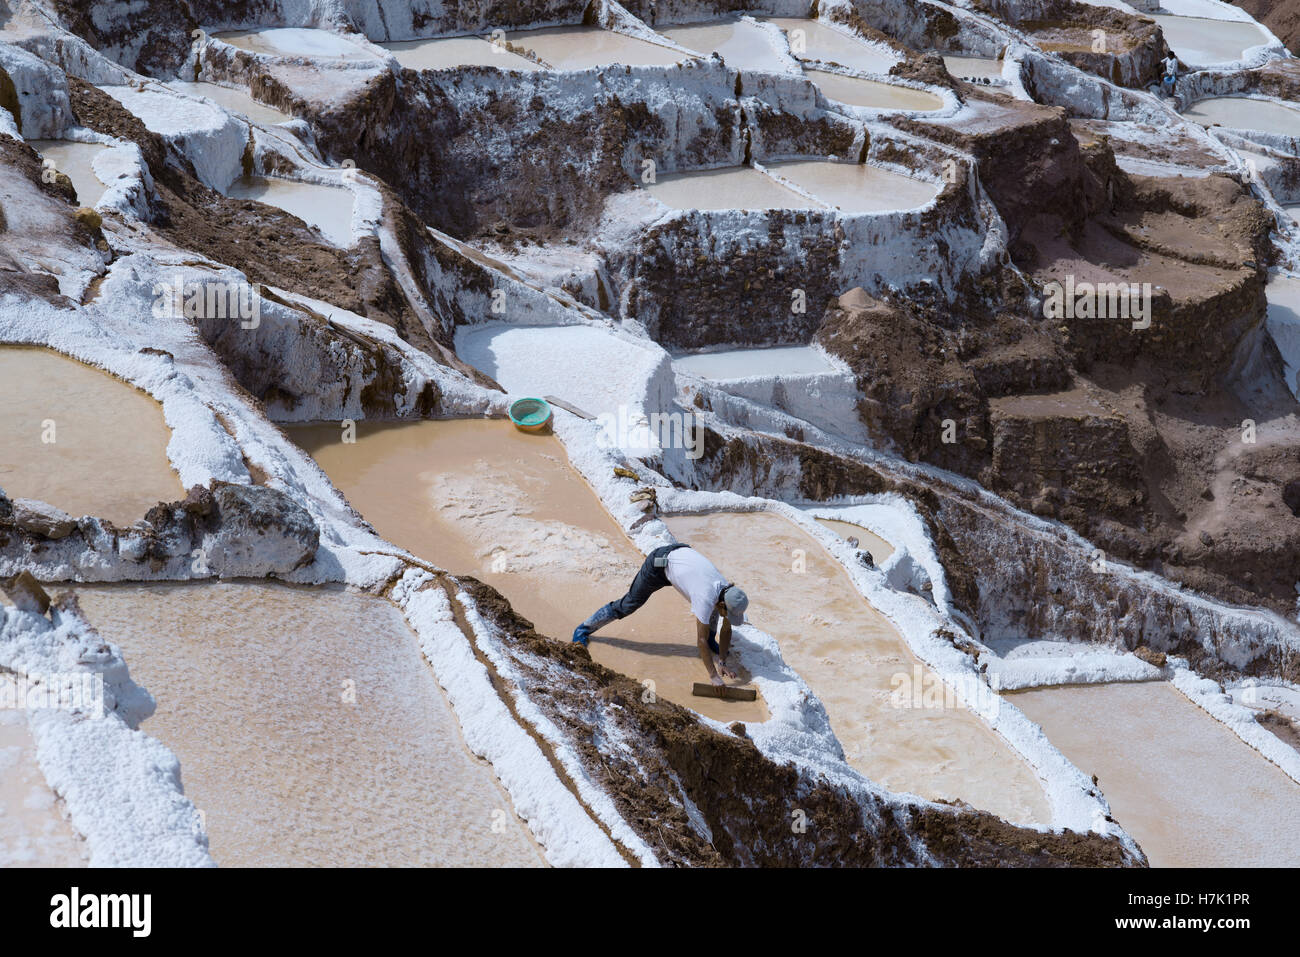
left=665, top=547, right=728, bottom=627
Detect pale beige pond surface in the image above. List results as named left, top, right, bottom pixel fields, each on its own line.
left=511, top=26, right=687, bottom=68
left=1184, top=97, right=1300, bottom=136
left=766, top=159, right=939, bottom=213
left=1152, top=14, right=1270, bottom=65
left=166, top=81, right=292, bottom=125
left=291, top=419, right=769, bottom=723
left=226, top=176, right=354, bottom=247
left=213, top=27, right=375, bottom=61
left=762, top=17, right=895, bottom=73
left=942, top=55, right=1005, bottom=80
left=666, top=510, right=1049, bottom=826
left=1013, top=682, right=1300, bottom=866
left=29, top=140, right=108, bottom=207
left=72, top=581, right=544, bottom=867
left=0, top=710, right=87, bottom=867
left=815, top=516, right=896, bottom=566
left=0, top=347, right=181, bottom=524
left=659, top=20, right=789, bottom=72
left=808, top=69, right=944, bottom=111
left=382, top=36, right=543, bottom=72
left=644, top=166, right=822, bottom=211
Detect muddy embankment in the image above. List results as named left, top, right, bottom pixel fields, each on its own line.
left=460, top=576, right=1135, bottom=867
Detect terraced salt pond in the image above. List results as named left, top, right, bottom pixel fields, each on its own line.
left=166, top=81, right=292, bottom=125
left=225, top=176, right=354, bottom=247
left=806, top=69, right=944, bottom=112
left=456, top=323, right=670, bottom=426
left=0, top=347, right=181, bottom=525
left=659, top=19, right=790, bottom=73
left=1152, top=14, right=1270, bottom=66
left=645, top=166, right=817, bottom=210
left=665, top=511, right=1050, bottom=826
left=645, top=162, right=937, bottom=212
left=0, top=711, right=87, bottom=866
left=672, top=345, right=840, bottom=379
left=815, top=516, right=897, bottom=566
left=761, top=18, right=896, bottom=73
left=1184, top=97, right=1300, bottom=137
left=291, top=419, right=769, bottom=724
left=509, top=26, right=687, bottom=69
left=213, top=27, right=376, bottom=61
left=382, top=36, right=543, bottom=72
left=942, top=55, right=1005, bottom=81
left=767, top=160, right=939, bottom=213
left=1013, top=682, right=1300, bottom=866
left=29, top=140, right=108, bottom=207
left=72, top=581, right=543, bottom=867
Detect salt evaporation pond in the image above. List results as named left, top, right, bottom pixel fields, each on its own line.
left=1183, top=96, right=1300, bottom=136
left=767, top=159, right=939, bottom=212
left=815, top=516, right=897, bottom=566
left=213, top=27, right=375, bottom=61
left=382, top=36, right=543, bottom=72
left=291, top=419, right=770, bottom=724
left=942, top=55, right=1005, bottom=81
left=1013, top=682, right=1300, bottom=866
left=659, top=19, right=790, bottom=72
left=1152, top=14, right=1270, bottom=65
left=0, top=347, right=181, bottom=525
left=166, top=81, right=292, bottom=125
left=761, top=18, right=896, bottom=73
left=225, top=176, right=354, bottom=247
left=510, top=26, right=687, bottom=69
left=30, top=140, right=108, bottom=207
left=72, top=581, right=544, bottom=867
left=672, top=344, right=840, bottom=379
left=807, top=69, right=944, bottom=111
left=643, top=166, right=819, bottom=210
left=455, top=323, right=668, bottom=425
left=0, top=711, right=87, bottom=866
left=667, top=511, right=1050, bottom=826
left=1266, top=275, right=1300, bottom=398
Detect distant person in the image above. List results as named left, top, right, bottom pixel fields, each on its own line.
left=1161, top=52, right=1179, bottom=97
left=572, top=543, right=749, bottom=686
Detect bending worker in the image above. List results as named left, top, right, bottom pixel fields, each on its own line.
left=572, top=542, right=749, bottom=686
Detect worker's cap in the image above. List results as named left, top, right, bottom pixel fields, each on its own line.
left=722, top=585, right=749, bottom=626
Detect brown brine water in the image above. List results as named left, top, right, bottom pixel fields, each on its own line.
left=1013, top=681, right=1300, bottom=866
left=665, top=511, right=1050, bottom=826
left=0, top=347, right=182, bottom=524
left=291, top=419, right=769, bottom=723
left=71, top=581, right=545, bottom=867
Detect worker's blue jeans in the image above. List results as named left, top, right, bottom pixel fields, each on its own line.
left=574, top=543, right=719, bottom=652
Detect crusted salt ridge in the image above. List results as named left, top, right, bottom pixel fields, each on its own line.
left=0, top=603, right=213, bottom=867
